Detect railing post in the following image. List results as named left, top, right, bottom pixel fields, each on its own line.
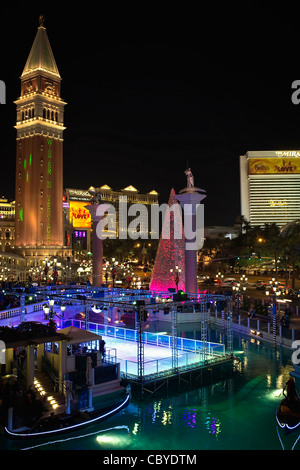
left=65, top=380, right=72, bottom=415
left=7, top=407, right=13, bottom=431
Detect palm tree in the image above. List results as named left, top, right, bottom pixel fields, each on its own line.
left=235, top=215, right=251, bottom=235
left=280, top=221, right=300, bottom=289
left=261, top=223, right=282, bottom=280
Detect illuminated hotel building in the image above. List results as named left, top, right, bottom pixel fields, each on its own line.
left=64, top=185, right=159, bottom=251
left=240, top=151, right=300, bottom=227
left=0, top=198, right=15, bottom=220
left=14, top=18, right=71, bottom=265
left=0, top=198, right=15, bottom=252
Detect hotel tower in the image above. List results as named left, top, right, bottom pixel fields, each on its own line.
left=240, top=150, right=300, bottom=227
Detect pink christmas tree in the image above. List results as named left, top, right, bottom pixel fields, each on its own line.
left=149, top=188, right=185, bottom=292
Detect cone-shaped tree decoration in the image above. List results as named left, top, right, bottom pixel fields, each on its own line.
left=149, top=188, right=185, bottom=292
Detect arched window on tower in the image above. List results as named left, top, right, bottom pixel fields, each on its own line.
left=43, top=108, right=46, bottom=119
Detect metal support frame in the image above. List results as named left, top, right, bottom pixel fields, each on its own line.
left=272, top=299, right=277, bottom=348
left=136, top=306, right=145, bottom=382
left=226, top=299, right=233, bottom=355
left=20, top=293, right=26, bottom=324
left=171, top=304, right=178, bottom=372
left=84, top=298, right=89, bottom=330
left=200, top=299, right=208, bottom=362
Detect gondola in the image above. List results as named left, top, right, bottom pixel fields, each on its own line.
left=276, top=387, right=300, bottom=450
left=276, top=397, right=300, bottom=433
left=5, top=394, right=130, bottom=439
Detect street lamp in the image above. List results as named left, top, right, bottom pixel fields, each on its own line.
left=265, top=278, right=281, bottom=348
left=111, top=258, right=118, bottom=288
left=43, top=299, right=66, bottom=329
left=170, top=266, right=181, bottom=291
left=232, top=276, right=247, bottom=315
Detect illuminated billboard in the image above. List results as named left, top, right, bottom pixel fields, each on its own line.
left=249, top=158, right=300, bottom=175
left=69, top=201, right=91, bottom=228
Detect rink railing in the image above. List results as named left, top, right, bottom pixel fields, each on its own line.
left=58, top=319, right=226, bottom=379
left=60, top=319, right=225, bottom=358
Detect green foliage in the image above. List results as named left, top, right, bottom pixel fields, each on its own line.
left=200, top=218, right=300, bottom=282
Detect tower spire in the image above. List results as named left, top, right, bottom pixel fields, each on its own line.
left=21, top=17, right=60, bottom=78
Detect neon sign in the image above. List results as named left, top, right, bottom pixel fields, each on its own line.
left=69, top=201, right=91, bottom=228
left=73, top=230, right=86, bottom=238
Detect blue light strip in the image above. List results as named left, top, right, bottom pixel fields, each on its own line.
left=20, top=425, right=130, bottom=451
left=275, top=410, right=300, bottom=432
left=5, top=394, right=130, bottom=438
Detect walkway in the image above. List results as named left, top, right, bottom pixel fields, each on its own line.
left=230, top=307, right=300, bottom=342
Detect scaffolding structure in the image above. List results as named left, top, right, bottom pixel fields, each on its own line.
left=200, top=299, right=208, bottom=363
left=171, top=304, right=178, bottom=371
left=136, top=306, right=145, bottom=381
left=226, top=300, right=233, bottom=355
left=34, top=288, right=234, bottom=394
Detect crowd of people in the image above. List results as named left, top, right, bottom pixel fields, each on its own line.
left=0, top=378, right=47, bottom=428
left=0, top=295, right=19, bottom=311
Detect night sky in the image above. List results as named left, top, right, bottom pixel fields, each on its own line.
left=0, top=6, right=299, bottom=226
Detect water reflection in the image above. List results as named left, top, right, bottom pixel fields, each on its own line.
left=182, top=408, right=196, bottom=428
left=205, top=413, right=221, bottom=436
left=1, top=326, right=297, bottom=451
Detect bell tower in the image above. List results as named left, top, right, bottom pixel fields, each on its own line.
left=14, top=15, right=66, bottom=252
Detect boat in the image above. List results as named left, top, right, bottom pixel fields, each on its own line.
left=276, top=397, right=300, bottom=433
left=5, top=394, right=130, bottom=439
left=276, top=388, right=300, bottom=450
left=275, top=377, right=300, bottom=450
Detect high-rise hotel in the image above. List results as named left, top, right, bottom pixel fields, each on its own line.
left=240, top=151, right=300, bottom=227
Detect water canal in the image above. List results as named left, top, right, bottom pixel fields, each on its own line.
left=0, top=325, right=297, bottom=451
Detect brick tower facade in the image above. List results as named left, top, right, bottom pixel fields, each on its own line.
left=14, top=17, right=66, bottom=251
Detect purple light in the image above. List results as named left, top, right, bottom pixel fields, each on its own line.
left=74, top=230, right=86, bottom=238
left=182, top=408, right=197, bottom=428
